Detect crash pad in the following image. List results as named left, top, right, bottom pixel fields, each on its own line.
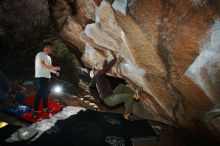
left=20, top=111, right=52, bottom=123
left=5, top=109, right=158, bottom=146
left=23, top=95, right=64, bottom=112
left=20, top=95, right=64, bottom=123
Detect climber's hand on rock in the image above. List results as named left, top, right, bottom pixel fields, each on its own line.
left=117, top=56, right=124, bottom=63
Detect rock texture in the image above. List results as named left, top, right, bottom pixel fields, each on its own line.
left=49, top=0, right=220, bottom=138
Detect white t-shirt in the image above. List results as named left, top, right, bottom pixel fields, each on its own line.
left=35, top=52, right=52, bottom=78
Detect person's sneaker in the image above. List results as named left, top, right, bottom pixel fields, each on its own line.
left=42, top=108, right=52, bottom=113
left=32, top=112, right=39, bottom=119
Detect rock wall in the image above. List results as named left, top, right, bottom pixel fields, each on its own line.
left=49, top=0, right=220, bottom=137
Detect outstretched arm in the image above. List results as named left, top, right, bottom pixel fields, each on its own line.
left=40, top=60, right=61, bottom=76
left=90, top=57, right=117, bottom=85
left=95, top=57, right=117, bottom=77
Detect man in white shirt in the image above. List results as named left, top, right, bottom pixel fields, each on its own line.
left=33, top=42, right=61, bottom=119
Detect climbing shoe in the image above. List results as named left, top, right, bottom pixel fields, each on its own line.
left=32, top=112, right=39, bottom=119
left=43, top=108, right=52, bottom=113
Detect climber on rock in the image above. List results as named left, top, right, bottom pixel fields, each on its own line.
left=89, top=53, right=143, bottom=120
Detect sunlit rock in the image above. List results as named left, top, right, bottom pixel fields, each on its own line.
left=60, top=16, right=85, bottom=51
left=112, top=0, right=128, bottom=15
left=75, top=0, right=97, bottom=25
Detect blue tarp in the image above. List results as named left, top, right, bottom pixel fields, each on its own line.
left=3, top=104, right=32, bottom=116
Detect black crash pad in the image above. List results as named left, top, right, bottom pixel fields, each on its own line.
left=4, top=110, right=158, bottom=146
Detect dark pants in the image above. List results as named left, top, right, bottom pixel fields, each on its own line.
left=34, top=78, right=50, bottom=111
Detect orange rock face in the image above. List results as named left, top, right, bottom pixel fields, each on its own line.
left=50, top=0, right=220, bottom=138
